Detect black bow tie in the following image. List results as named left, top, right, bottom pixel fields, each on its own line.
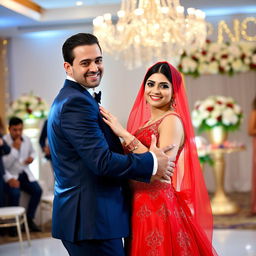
left=94, top=91, right=101, bottom=104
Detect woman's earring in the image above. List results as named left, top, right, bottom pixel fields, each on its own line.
left=170, top=96, right=176, bottom=109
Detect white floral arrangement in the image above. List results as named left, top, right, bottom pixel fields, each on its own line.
left=192, top=95, right=243, bottom=133
left=178, top=40, right=256, bottom=77
left=8, top=93, right=49, bottom=120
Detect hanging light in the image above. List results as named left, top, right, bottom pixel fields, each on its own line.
left=93, top=0, right=207, bottom=69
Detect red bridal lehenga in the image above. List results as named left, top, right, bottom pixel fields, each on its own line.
left=126, top=62, right=217, bottom=256
left=128, top=114, right=216, bottom=256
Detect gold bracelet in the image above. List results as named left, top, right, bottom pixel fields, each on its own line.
left=125, top=136, right=139, bottom=152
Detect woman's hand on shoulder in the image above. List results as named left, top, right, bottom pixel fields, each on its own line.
left=99, top=106, right=128, bottom=138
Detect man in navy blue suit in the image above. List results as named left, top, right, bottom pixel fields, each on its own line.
left=47, top=33, right=174, bottom=256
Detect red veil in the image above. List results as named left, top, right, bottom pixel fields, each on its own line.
left=127, top=62, right=214, bottom=242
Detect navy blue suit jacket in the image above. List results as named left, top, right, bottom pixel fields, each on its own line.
left=39, top=119, right=51, bottom=160
left=47, top=80, right=153, bottom=242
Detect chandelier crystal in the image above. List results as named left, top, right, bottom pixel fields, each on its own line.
left=93, top=0, right=207, bottom=69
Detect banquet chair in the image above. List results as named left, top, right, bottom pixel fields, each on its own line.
left=40, top=194, right=54, bottom=231
left=0, top=206, right=31, bottom=249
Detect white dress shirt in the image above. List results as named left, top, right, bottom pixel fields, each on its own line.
left=3, top=133, right=36, bottom=182
left=66, top=75, right=158, bottom=175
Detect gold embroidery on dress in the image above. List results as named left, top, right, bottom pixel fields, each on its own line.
left=137, top=204, right=152, bottom=220
left=148, top=190, right=160, bottom=200
left=134, top=193, right=142, bottom=200
left=146, top=229, right=164, bottom=248
left=147, top=249, right=160, bottom=256
left=179, top=207, right=186, bottom=219
left=173, top=206, right=187, bottom=223
left=177, top=231, right=192, bottom=256
left=166, top=189, right=174, bottom=200
left=156, top=204, right=172, bottom=221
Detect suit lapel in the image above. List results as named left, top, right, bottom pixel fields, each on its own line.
left=63, top=79, right=98, bottom=106
left=63, top=79, right=123, bottom=153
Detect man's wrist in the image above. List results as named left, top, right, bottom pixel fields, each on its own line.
left=149, top=152, right=158, bottom=175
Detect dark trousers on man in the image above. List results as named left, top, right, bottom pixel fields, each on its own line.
left=5, top=171, right=42, bottom=220
left=0, top=175, right=4, bottom=207
left=62, top=238, right=126, bottom=256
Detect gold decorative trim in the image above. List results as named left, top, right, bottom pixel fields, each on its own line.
left=12, top=0, right=43, bottom=13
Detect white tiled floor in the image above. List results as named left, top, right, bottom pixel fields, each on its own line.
left=213, top=230, right=256, bottom=256
left=0, top=230, right=256, bottom=256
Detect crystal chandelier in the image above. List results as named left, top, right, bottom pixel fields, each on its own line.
left=93, top=0, right=207, bottom=69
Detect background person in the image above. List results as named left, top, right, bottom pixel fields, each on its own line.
left=3, top=117, right=42, bottom=232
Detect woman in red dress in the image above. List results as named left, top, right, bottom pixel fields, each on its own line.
left=100, top=62, right=217, bottom=255
left=248, top=97, right=256, bottom=215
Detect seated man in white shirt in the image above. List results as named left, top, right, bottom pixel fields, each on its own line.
left=3, top=117, right=42, bottom=232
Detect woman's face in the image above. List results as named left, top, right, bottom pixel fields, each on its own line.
left=144, top=72, right=173, bottom=110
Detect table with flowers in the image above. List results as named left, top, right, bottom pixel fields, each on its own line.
left=208, top=143, right=245, bottom=215
left=192, top=95, right=244, bottom=215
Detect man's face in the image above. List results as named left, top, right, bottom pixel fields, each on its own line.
left=64, top=44, right=103, bottom=88
left=9, top=124, right=23, bottom=140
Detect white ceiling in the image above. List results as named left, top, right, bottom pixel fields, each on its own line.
left=31, top=0, right=256, bottom=9
left=33, top=0, right=120, bottom=9
left=0, top=0, right=256, bottom=36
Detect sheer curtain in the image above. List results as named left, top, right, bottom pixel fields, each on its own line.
left=185, top=71, right=256, bottom=192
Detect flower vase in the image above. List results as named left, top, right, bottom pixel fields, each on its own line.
left=23, top=119, right=40, bottom=138
left=207, top=126, right=228, bottom=145
left=23, top=119, right=40, bottom=129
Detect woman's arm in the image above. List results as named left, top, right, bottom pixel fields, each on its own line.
left=158, top=114, right=184, bottom=160
left=100, top=107, right=176, bottom=182
left=248, top=110, right=256, bottom=136
left=100, top=106, right=149, bottom=153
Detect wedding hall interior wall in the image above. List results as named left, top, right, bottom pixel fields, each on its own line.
left=4, top=11, right=256, bottom=193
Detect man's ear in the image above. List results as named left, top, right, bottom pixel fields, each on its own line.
left=64, top=62, right=72, bottom=75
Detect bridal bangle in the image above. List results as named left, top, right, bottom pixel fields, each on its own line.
left=125, top=136, right=139, bottom=152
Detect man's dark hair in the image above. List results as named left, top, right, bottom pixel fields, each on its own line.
left=62, top=33, right=102, bottom=65
left=9, top=117, right=23, bottom=127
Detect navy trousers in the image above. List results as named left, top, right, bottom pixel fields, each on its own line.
left=5, top=171, right=42, bottom=219
left=62, top=238, right=126, bottom=256
left=0, top=175, right=4, bottom=207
